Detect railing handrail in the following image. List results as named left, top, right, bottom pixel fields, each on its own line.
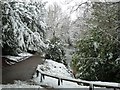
left=37, top=70, right=120, bottom=89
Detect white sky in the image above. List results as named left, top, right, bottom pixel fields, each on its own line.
left=10, top=0, right=120, bottom=20
left=43, top=0, right=120, bottom=20
left=42, top=0, right=86, bottom=20
left=7, top=0, right=81, bottom=20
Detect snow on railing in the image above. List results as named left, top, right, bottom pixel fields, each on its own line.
left=36, top=70, right=120, bottom=90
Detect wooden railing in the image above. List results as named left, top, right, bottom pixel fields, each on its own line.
left=36, top=70, right=120, bottom=90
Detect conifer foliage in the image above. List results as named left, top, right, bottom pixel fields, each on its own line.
left=45, top=36, right=66, bottom=63
left=1, top=1, right=46, bottom=55
left=71, top=2, right=120, bottom=83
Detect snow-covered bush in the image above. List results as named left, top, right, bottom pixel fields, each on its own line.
left=45, top=36, right=66, bottom=64
left=1, top=1, right=47, bottom=55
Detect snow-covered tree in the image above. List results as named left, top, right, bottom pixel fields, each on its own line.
left=1, top=1, right=47, bottom=55
left=71, top=2, right=120, bottom=83
left=45, top=3, right=71, bottom=46
left=45, top=36, right=66, bottom=64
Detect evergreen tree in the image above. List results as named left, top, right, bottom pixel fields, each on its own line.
left=45, top=36, right=66, bottom=64
left=1, top=1, right=47, bottom=55
left=71, top=2, right=120, bottom=83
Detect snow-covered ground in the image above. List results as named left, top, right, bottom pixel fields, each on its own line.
left=4, top=52, right=33, bottom=65
left=32, top=59, right=88, bottom=88
left=1, top=59, right=119, bottom=89
left=0, top=80, right=42, bottom=89
left=32, top=59, right=120, bottom=89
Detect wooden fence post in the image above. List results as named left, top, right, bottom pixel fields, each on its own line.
left=61, top=79, right=63, bottom=85
left=43, top=74, right=45, bottom=79
left=40, top=73, right=43, bottom=82
left=89, top=84, right=94, bottom=90
left=36, top=70, right=39, bottom=77
left=58, top=78, right=61, bottom=86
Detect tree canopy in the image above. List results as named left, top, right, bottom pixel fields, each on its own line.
left=71, top=2, right=120, bottom=83
left=1, top=1, right=47, bottom=55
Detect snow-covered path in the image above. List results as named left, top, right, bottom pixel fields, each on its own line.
left=2, top=55, right=44, bottom=84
